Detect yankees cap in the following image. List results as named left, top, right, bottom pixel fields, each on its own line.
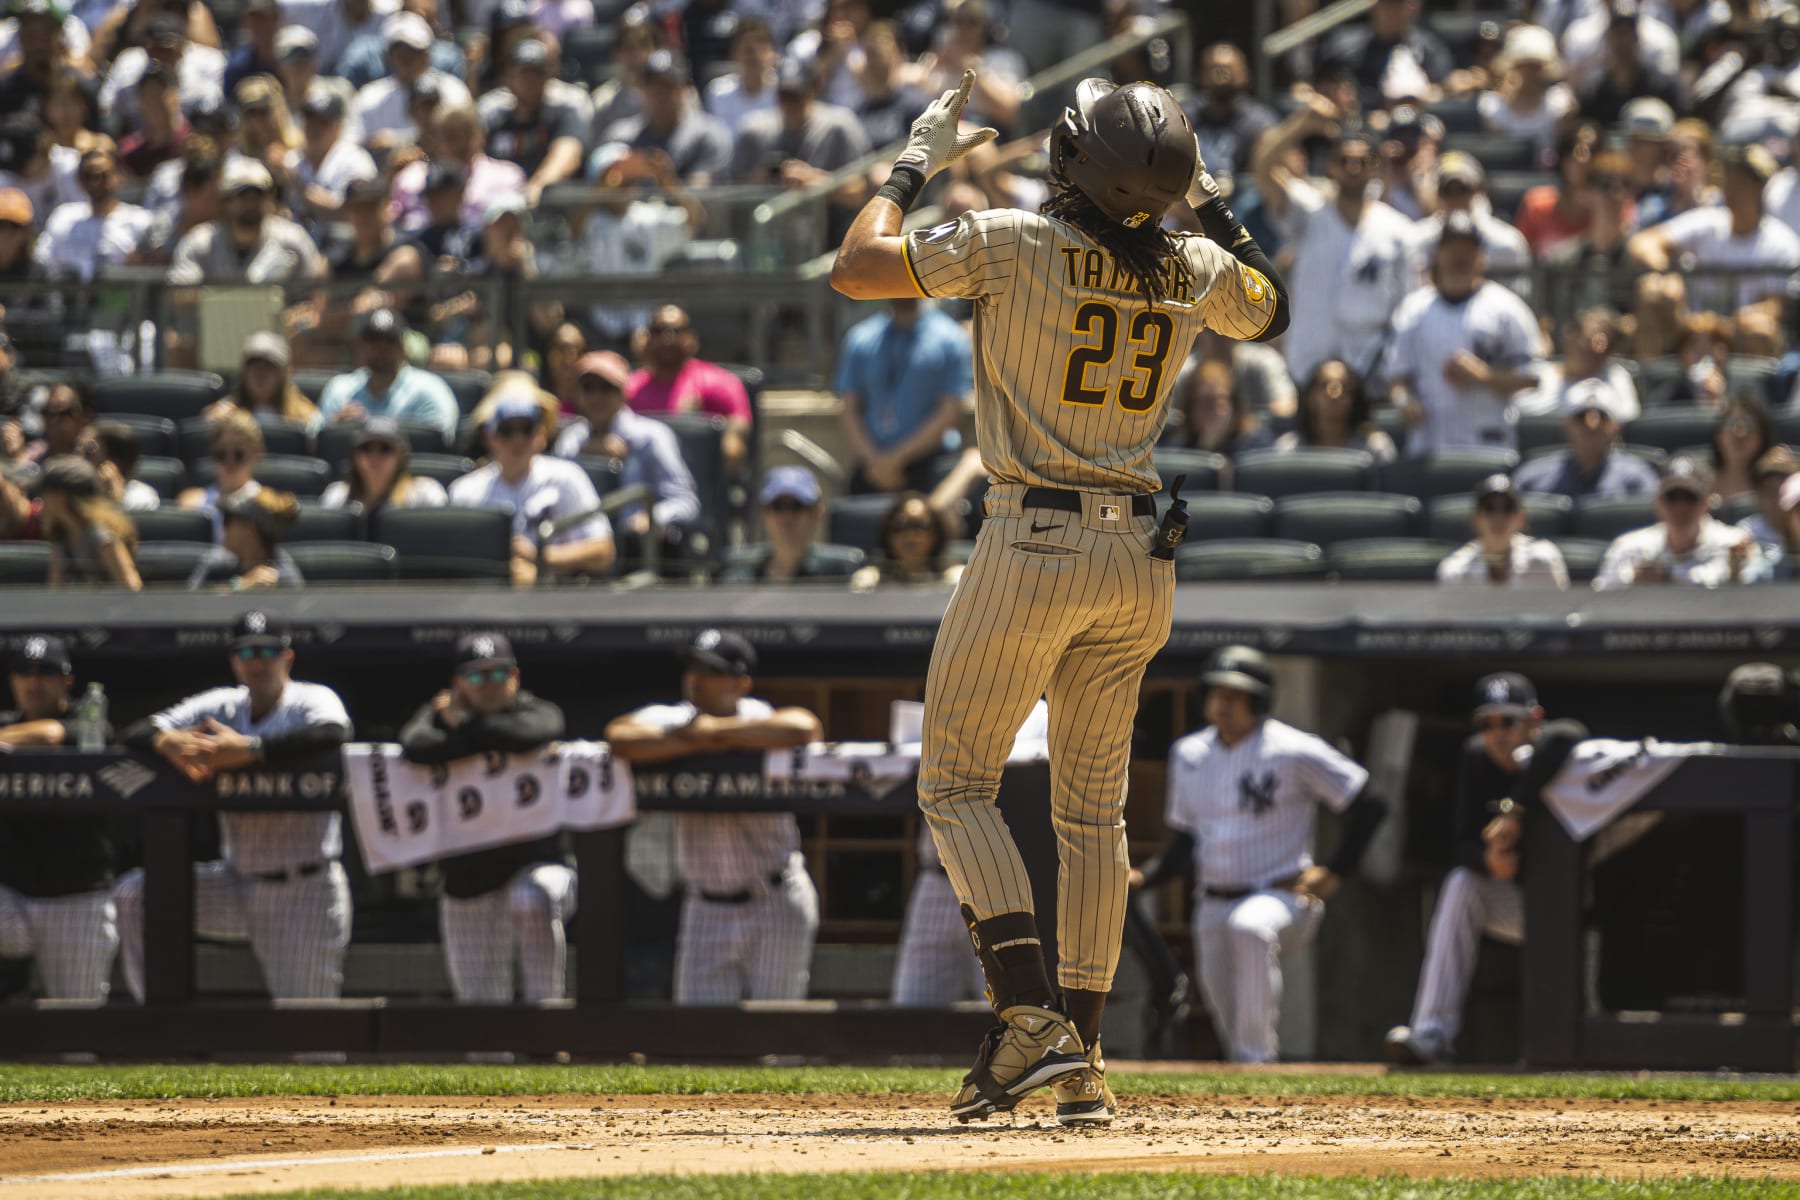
left=687, top=628, right=755, bottom=676
left=231, top=610, right=291, bottom=648
left=11, top=634, right=72, bottom=676
left=454, top=631, right=516, bottom=670
left=1473, top=672, right=1536, bottom=720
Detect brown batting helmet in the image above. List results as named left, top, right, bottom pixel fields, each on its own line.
left=1050, top=78, right=1196, bottom=229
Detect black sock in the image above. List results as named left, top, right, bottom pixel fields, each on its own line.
left=1063, top=987, right=1106, bottom=1048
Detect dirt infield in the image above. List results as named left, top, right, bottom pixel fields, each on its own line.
left=4, top=1079, right=1799, bottom=1198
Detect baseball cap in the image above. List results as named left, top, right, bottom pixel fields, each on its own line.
left=11, top=634, right=71, bottom=676
left=301, top=82, right=346, bottom=120
left=775, top=54, right=816, bottom=95
left=424, top=160, right=467, bottom=192
left=221, top=157, right=274, bottom=196
left=454, top=630, right=516, bottom=670
left=1723, top=143, right=1779, bottom=184
left=484, top=393, right=543, bottom=431
left=481, top=192, right=527, bottom=227
left=1560, top=376, right=1625, bottom=423
left=1501, top=23, right=1558, bottom=68
left=276, top=24, right=318, bottom=60
left=0, top=187, right=32, bottom=226
left=1752, top=446, right=1798, bottom=484
left=687, top=628, right=755, bottom=676
left=384, top=11, right=434, bottom=50
left=1436, top=151, right=1484, bottom=190
left=1472, top=472, right=1519, bottom=505
left=1621, top=96, right=1674, bottom=139
left=353, top=416, right=407, bottom=451
left=1659, top=454, right=1714, bottom=499
left=183, top=92, right=236, bottom=134
left=575, top=350, right=631, bottom=390
left=641, top=48, right=691, bottom=84
left=1438, top=210, right=1481, bottom=246
left=511, top=36, right=550, bottom=70
left=1473, top=672, right=1537, bottom=720
left=410, top=74, right=443, bottom=105
left=356, top=307, right=407, bottom=340
left=37, top=455, right=100, bottom=499
left=759, top=464, right=821, bottom=507
left=241, top=329, right=291, bottom=370
left=230, top=609, right=291, bottom=648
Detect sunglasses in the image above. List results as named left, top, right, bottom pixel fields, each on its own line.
left=579, top=376, right=620, bottom=391
left=232, top=644, right=284, bottom=660
left=215, top=447, right=253, bottom=465
left=459, top=666, right=510, bottom=686
left=493, top=419, right=538, bottom=439
left=768, top=498, right=810, bottom=514
left=353, top=440, right=398, bottom=456
left=1662, top=489, right=1702, bottom=504
left=10, top=663, right=67, bottom=678
left=1477, top=715, right=1522, bottom=732
left=44, top=407, right=81, bottom=420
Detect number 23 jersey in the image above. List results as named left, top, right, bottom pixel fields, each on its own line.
left=903, top=208, right=1278, bottom=494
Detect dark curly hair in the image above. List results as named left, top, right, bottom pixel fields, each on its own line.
left=1040, top=182, right=1190, bottom=308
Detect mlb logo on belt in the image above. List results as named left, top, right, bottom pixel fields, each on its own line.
left=1098, top=504, right=1120, bottom=521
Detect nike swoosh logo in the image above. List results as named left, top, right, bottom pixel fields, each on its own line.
left=1029, top=522, right=1062, bottom=534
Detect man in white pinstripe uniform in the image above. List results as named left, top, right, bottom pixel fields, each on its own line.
left=114, top=611, right=354, bottom=1002
left=606, top=630, right=824, bottom=1004
left=1134, top=647, right=1387, bottom=1063
left=0, top=635, right=118, bottom=1001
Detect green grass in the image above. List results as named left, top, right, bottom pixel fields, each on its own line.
left=3, top=1063, right=1799, bottom=1104
left=222, top=1176, right=1800, bottom=1200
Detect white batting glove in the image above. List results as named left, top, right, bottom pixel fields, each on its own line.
left=893, top=69, right=999, bottom=179
left=1187, top=134, right=1223, bottom=207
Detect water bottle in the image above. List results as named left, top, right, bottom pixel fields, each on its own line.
left=75, top=684, right=107, bottom=751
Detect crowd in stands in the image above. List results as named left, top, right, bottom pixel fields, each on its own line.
left=4, top=0, right=1800, bottom=589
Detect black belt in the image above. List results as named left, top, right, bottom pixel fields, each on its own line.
left=1204, top=874, right=1300, bottom=902
left=248, top=861, right=327, bottom=884
left=1021, top=487, right=1155, bottom=517
left=698, top=870, right=787, bottom=906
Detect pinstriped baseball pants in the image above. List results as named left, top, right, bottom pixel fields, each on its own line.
left=917, top=484, right=1175, bottom=993
left=0, top=885, right=116, bottom=1000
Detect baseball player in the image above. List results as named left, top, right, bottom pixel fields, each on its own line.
left=114, top=611, right=353, bottom=1003
left=1386, top=673, right=1542, bottom=1066
left=831, top=72, right=1290, bottom=1122
left=605, top=630, right=823, bottom=1004
left=1135, top=647, right=1388, bottom=1063
left=398, top=632, right=575, bottom=1005
left=0, top=635, right=118, bottom=1001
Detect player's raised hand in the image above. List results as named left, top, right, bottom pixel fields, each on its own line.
left=894, top=69, right=999, bottom=179
left=1187, top=134, right=1223, bottom=207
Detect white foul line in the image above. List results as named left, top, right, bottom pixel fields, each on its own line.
left=3, top=1141, right=595, bottom=1185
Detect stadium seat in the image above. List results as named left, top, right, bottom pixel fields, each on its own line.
left=1442, top=132, right=1538, bottom=172
left=560, top=24, right=617, bottom=87
left=0, top=542, right=51, bottom=586
left=1620, top=443, right=1670, bottom=471
left=407, top=454, right=477, bottom=487
left=132, top=507, right=214, bottom=543
left=1185, top=493, right=1275, bottom=542
left=1232, top=447, right=1374, bottom=498
left=1273, top=492, right=1423, bottom=548
left=370, top=506, right=513, bottom=580
left=134, top=541, right=213, bottom=584
left=1485, top=170, right=1550, bottom=222
left=1427, top=492, right=1572, bottom=541
left=286, top=541, right=398, bottom=582
left=134, top=456, right=187, bottom=499
left=1572, top=495, right=1655, bottom=540
left=436, top=369, right=494, bottom=415
left=1515, top=411, right=1565, bottom=455
left=1151, top=448, right=1229, bottom=492
left=93, top=371, right=227, bottom=422
left=1633, top=358, right=1684, bottom=408
left=1173, top=538, right=1327, bottom=581
left=1726, top=356, right=1778, bottom=398
left=191, top=454, right=333, bottom=498
left=1554, top=537, right=1610, bottom=584
left=315, top=421, right=448, bottom=467
left=103, top=413, right=178, bottom=459
left=179, top=416, right=310, bottom=463
left=286, top=505, right=361, bottom=543
left=827, top=494, right=896, bottom=554
left=292, top=369, right=335, bottom=404
left=719, top=543, right=866, bottom=581
left=1625, top=407, right=1719, bottom=453
left=1379, top=447, right=1519, bottom=500
left=1773, top=408, right=1800, bottom=446
left=575, top=455, right=624, bottom=498
left=649, top=413, right=729, bottom=565
left=1424, top=8, right=1506, bottom=57
left=1329, top=538, right=1457, bottom=582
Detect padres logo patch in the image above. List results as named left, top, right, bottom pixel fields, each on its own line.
left=1240, top=266, right=1267, bottom=305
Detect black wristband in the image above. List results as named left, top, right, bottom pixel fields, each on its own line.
left=876, top=164, right=927, bottom=214
left=1191, top=197, right=1245, bottom=245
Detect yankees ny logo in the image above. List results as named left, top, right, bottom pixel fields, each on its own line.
left=1237, top=769, right=1276, bottom=815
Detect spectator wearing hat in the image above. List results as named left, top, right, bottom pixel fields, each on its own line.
left=449, top=390, right=614, bottom=586
left=280, top=0, right=396, bottom=76
left=35, top=145, right=151, bottom=283
left=627, top=303, right=752, bottom=475
left=276, top=25, right=363, bottom=145
left=1387, top=213, right=1546, bottom=457
left=1478, top=25, right=1573, bottom=163
left=729, top=54, right=868, bottom=197
left=1315, top=0, right=1453, bottom=108
left=115, top=62, right=188, bottom=180
left=1406, top=152, right=1530, bottom=289
left=1184, top=43, right=1277, bottom=203
left=1593, top=455, right=1762, bottom=589
left=554, top=349, right=699, bottom=536
left=835, top=296, right=971, bottom=496
left=100, top=9, right=225, bottom=133
left=1517, top=305, right=1640, bottom=421
left=317, top=308, right=458, bottom=440
left=575, top=148, right=700, bottom=350
left=1629, top=144, right=1800, bottom=314
left=0, top=189, right=36, bottom=281
left=351, top=10, right=470, bottom=150
left=1562, top=0, right=1680, bottom=95
left=389, top=100, right=524, bottom=234
left=1617, top=98, right=1675, bottom=204
left=168, top=157, right=327, bottom=286
left=336, top=0, right=465, bottom=89
left=0, top=0, right=90, bottom=120
left=404, top=159, right=475, bottom=269
left=223, top=0, right=285, bottom=96
left=1755, top=470, right=1800, bottom=579
left=0, top=632, right=121, bottom=1002
left=1514, top=379, right=1657, bottom=501
left=189, top=487, right=304, bottom=590
left=288, top=82, right=378, bottom=229
left=37, top=453, right=141, bottom=590
left=88, top=419, right=162, bottom=512
left=592, top=49, right=731, bottom=188
left=399, top=630, right=577, bottom=1007
left=605, top=628, right=823, bottom=1005
left=704, top=16, right=781, bottom=137
left=319, top=414, right=446, bottom=514
left=208, top=331, right=323, bottom=433
left=722, top=465, right=841, bottom=583
left=479, top=35, right=591, bottom=206
left=1438, top=474, right=1569, bottom=588
left=1735, top=446, right=1798, bottom=555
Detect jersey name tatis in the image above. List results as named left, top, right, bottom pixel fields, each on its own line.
left=1056, top=246, right=1196, bottom=305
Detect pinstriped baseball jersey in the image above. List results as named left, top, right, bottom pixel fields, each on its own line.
left=1165, top=718, right=1367, bottom=891
left=903, top=209, right=1279, bottom=493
